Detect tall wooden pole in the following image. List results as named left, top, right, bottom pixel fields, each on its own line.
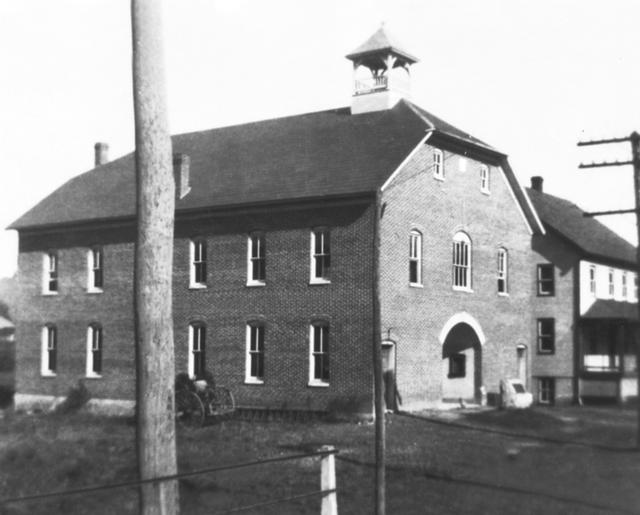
left=372, top=191, right=386, bottom=514
left=131, top=1, right=179, bottom=513
left=630, top=132, right=640, bottom=449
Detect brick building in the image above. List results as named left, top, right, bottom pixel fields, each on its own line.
left=10, top=27, right=545, bottom=415
left=528, top=177, right=638, bottom=404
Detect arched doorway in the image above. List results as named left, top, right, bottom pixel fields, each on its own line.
left=440, top=320, right=483, bottom=403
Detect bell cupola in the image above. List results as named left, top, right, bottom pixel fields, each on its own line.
left=346, top=25, right=418, bottom=115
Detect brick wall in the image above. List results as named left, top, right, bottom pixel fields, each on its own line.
left=16, top=199, right=376, bottom=413
left=379, top=143, right=536, bottom=408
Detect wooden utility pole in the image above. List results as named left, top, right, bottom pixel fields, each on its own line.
left=372, top=191, right=385, bottom=515
left=578, top=132, right=640, bottom=448
left=131, top=0, right=179, bottom=513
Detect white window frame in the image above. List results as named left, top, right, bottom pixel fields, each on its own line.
left=608, top=268, right=615, bottom=297
left=247, top=233, right=266, bottom=286
left=87, top=248, right=103, bottom=293
left=308, top=322, right=330, bottom=387
left=622, top=272, right=628, bottom=299
left=634, top=274, right=638, bottom=301
left=310, top=228, right=331, bottom=284
left=189, top=240, right=207, bottom=289
left=589, top=265, right=596, bottom=296
left=41, top=325, right=57, bottom=376
left=480, top=165, right=490, bottom=193
left=42, top=252, right=58, bottom=295
left=409, top=230, right=422, bottom=286
left=433, top=149, right=444, bottom=180
left=86, top=324, right=103, bottom=378
left=497, top=248, right=508, bottom=295
left=245, top=323, right=265, bottom=384
left=452, top=232, right=472, bottom=291
left=188, top=323, right=206, bottom=379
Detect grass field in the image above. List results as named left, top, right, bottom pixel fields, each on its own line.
left=0, top=406, right=639, bottom=514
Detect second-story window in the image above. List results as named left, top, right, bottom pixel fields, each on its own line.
left=247, top=233, right=266, bottom=285
left=409, top=230, right=422, bottom=286
left=634, top=274, right=638, bottom=300
left=452, top=232, right=471, bottom=290
left=608, top=268, right=615, bottom=297
left=537, top=264, right=554, bottom=296
left=87, top=248, right=103, bottom=292
left=188, top=323, right=206, bottom=379
left=480, top=165, right=490, bottom=193
left=622, top=272, right=628, bottom=298
left=589, top=265, right=596, bottom=296
left=537, top=318, right=555, bottom=354
left=189, top=240, right=207, bottom=288
left=86, top=324, right=103, bottom=377
left=310, top=229, right=330, bottom=283
left=497, top=248, right=508, bottom=294
left=433, top=149, right=444, bottom=180
left=43, top=252, right=58, bottom=294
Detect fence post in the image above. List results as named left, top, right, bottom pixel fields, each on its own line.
left=320, top=445, right=338, bottom=515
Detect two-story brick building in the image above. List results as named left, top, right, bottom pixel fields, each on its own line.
left=10, top=27, right=545, bottom=416
left=528, top=177, right=638, bottom=405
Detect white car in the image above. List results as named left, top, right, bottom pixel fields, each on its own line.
left=500, top=379, right=533, bottom=409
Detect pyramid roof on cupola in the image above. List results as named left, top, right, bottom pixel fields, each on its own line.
left=346, top=25, right=419, bottom=64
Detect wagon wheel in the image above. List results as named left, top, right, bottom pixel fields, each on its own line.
left=175, top=389, right=205, bottom=427
left=209, top=387, right=236, bottom=416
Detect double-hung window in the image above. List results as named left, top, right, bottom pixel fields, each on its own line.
left=537, top=318, right=555, bottom=354
left=538, top=377, right=555, bottom=404
left=452, top=232, right=471, bottom=290
left=622, top=272, right=628, bottom=298
left=309, top=322, right=329, bottom=386
left=480, top=165, right=490, bottom=193
left=589, top=265, right=596, bottom=296
left=247, top=233, right=266, bottom=285
left=41, top=325, right=57, bottom=376
left=433, top=149, right=444, bottom=180
left=245, top=323, right=265, bottom=383
left=310, top=229, right=330, bottom=283
left=87, top=248, right=103, bottom=292
left=43, top=252, right=58, bottom=294
left=188, top=323, right=206, bottom=379
left=608, top=268, right=615, bottom=297
left=497, top=248, right=508, bottom=294
left=409, top=230, right=422, bottom=286
left=537, top=264, right=554, bottom=296
left=86, top=324, right=103, bottom=377
left=190, top=240, right=207, bottom=288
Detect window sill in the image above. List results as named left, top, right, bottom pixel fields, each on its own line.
left=481, top=189, right=491, bottom=196
left=307, top=381, right=329, bottom=388
left=42, top=291, right=59, bottom=296
left=41, top=372, right=56, bottom=377
left=498, top=292, right=509, bottom=297
left=536, top=292, right=554, bottom=297
left=87, top=288, right=103, bottom=294
left=189, top=283, right=207, bottom=290
left=246, top=281, right=266, bottom=288
left=309, top=279, right=331, bottom=286
left=433, top=175, right=445, bottom=182
left=409, top=283, right=424, bottom=288
left=452, top=286, right=473, bottom=293
left=537, top=351, right=555, bottom=356
left=244, top=378, right=264, bottom=385
left=86, top=373, right=102, bottom=379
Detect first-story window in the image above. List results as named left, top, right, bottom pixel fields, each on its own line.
left=497, top=248, right=508, bottom=294
left=310, top=228, right=330, bottom=283
left=480, top=165, right=490, bottom=193
left=41, top=325, right=57, bottom=376
left=86, top=324, right=103, bottom=377
left=309, top=322, right=329, bottom=385
left=537, top=318, right=555, bottom=354
left=448, top=353, right=466, bottom=378
left=247, top=233, right=266, bottom=285
left=245, top=323, right=265, bottom=383
left=409, top=230, right=422, bottom=285
left=452, top=232, right=471, bottom=290
left=189, top=323, right=206, bottom=379
left=87, top=247, right=103, bottom=291
left=537, top=264, right=554, bottom=296
left=43, top=252, right=58, bottom=294
left=190, top=239, right=207, bottom=288
left=538, top=377, right=555, bottom=404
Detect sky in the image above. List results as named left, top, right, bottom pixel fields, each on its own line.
left=1, top=0, right=639, bottom=279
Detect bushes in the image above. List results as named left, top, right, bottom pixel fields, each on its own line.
left=56, top=380, right=91, bottom=414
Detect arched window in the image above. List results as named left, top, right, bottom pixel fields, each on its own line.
left=188, top=322, right=206, bottom=379
left=497, top=248, right=508, bottom=294
left=86, top=324, right=103, bottom=377
left=41, top=325, right=57, bottom=376
left=452, top=232, right=471, bottom=290
left=409, top=230, right=422, bottom=285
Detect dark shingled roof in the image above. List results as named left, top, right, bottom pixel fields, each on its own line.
left=527, top=188, right=636, bottom=266
left=583, top=299, right=638, bottom=320
left=10, top=99, right=537, bottom=232
left=346, top=26, right=419, bottom=64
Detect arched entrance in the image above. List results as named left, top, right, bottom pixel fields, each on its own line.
left=440, top=315, right=483, bottom=403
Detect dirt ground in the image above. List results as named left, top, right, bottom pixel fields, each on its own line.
left=0, top=405, right=638, bottom=514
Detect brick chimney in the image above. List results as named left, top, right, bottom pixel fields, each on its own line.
left=530, top=176, right=543, bottom=193
left=173, top=153, right=191, bottom=200
left=94, top=142, right=109, bottom=166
